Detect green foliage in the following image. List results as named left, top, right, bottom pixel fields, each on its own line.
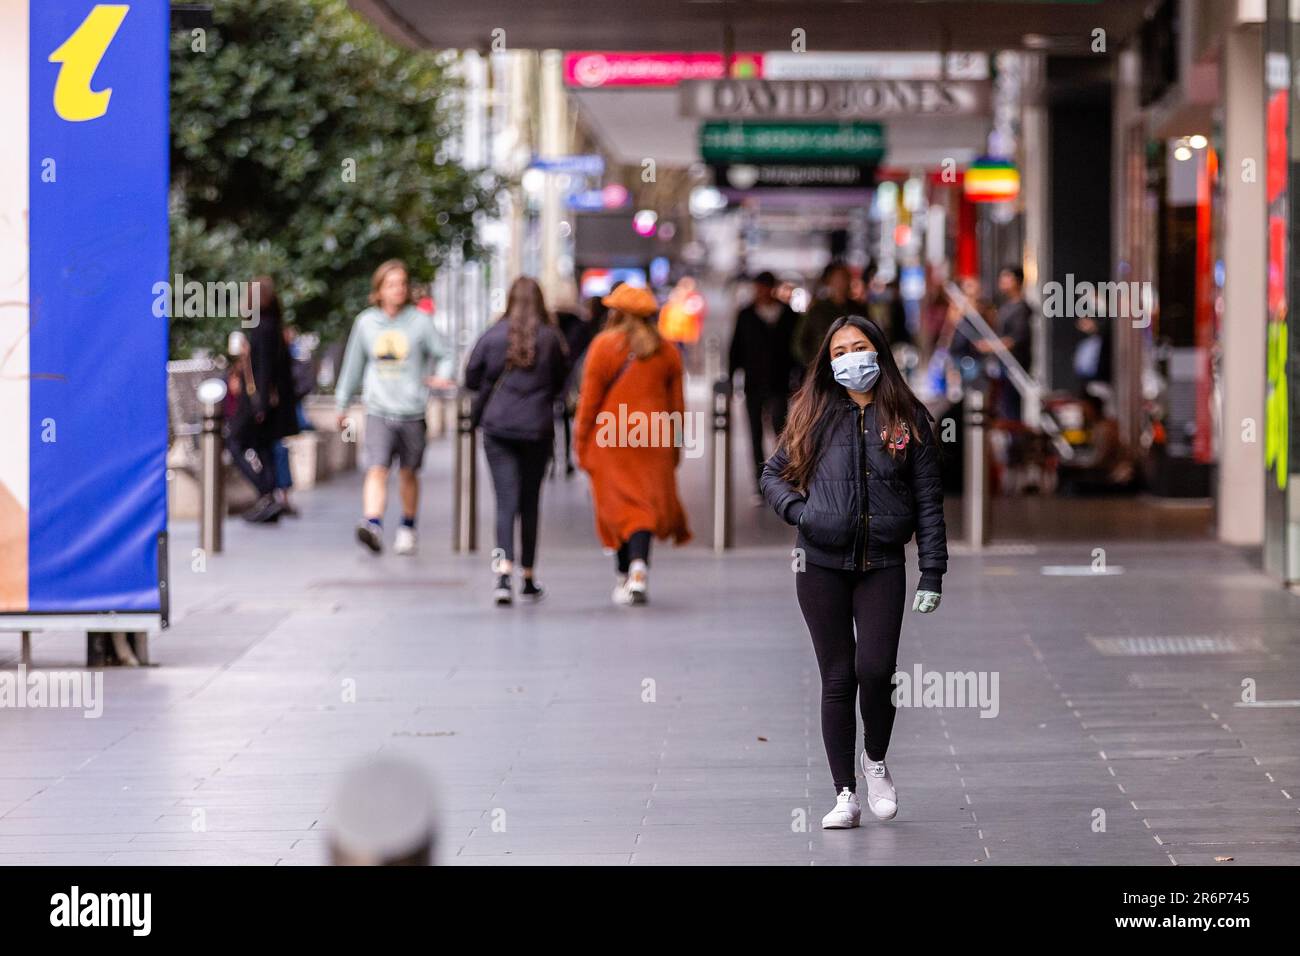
left=169, top=0, right=498, bottom=356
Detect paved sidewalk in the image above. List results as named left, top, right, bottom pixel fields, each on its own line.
left=2, top=418, right=1298, bottom=865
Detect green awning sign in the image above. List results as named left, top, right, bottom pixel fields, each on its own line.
left=699, top=121, right=886, bottom=163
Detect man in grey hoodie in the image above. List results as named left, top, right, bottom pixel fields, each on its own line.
left=335, top=260, right=454, bottom=555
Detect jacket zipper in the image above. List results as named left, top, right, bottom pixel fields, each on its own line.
left=856, top=405, right=867, bottom=571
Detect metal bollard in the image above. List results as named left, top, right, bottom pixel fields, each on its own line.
left=963, top=388, right=991, bottom=550
left=196, top=377, right=228, bottom=555
left=711, top=376, right=733, bottom=553
left=452, top=389, right=477, bottom=553
left=703, top=335, right=722, bottom=384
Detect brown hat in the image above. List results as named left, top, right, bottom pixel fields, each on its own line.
left=602, top=284, right=659, bottom=318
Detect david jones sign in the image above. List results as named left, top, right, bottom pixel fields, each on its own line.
left=680, top=78, right=990, bottom=119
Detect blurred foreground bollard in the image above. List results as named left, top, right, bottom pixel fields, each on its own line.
left=329, top=756, right=438, bottom=866
left=703, top=336, right=733, bottom=552
left=452, top=389, right=477, bottom=553
left=963, top=388, right=990, bottom=550
left=197, top=377, right=228, bottom=555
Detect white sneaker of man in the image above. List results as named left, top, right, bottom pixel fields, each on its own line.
left=393, top=525, right=418, bottom=556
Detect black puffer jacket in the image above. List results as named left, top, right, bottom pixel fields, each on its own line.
left=465, top=319, right=570, bottom=442
left=761, top=399, right=948, bottom=590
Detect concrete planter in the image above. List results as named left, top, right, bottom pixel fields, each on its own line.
left=283, top=432, right=326, bottom=489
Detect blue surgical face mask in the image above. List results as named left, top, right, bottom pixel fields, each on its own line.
left=831, top=350, right=880, bottom=392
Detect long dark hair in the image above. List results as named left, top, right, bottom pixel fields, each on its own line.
left=780, top=314, right=929, bottom=492
left=502, top=276, right=551, bottom=368
left=243, top=275, right=284, bottom=357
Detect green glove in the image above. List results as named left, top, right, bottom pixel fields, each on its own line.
left=912, top=590, right=941, bottom=613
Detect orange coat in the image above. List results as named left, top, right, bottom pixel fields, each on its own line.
left=575, top=330, right=692, bottom=548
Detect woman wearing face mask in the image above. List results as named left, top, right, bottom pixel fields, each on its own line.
left=762, top=314, right=947, bottom=829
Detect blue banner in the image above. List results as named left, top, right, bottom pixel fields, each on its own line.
left=10, top=0, right=169, bottom=613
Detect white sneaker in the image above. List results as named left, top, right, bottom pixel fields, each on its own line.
left=612, top=574, right=633, bottom=606
left=821, top=788, right=861, bottom=829
left=626, top=559, right=648, bottom=605
left=861, top=754, right=898, bottom=821
left=393, top=526, right=418, bottom=555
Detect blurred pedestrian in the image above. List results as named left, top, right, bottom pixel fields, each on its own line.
left=794, top=262, right=866, bottom=365
left=728, top=271, right=798, bottom=501
left=975, top=265, right=1034, bottom=422
left=465, top=276, right=570, bottom=606
left=575, top=284, right=691, bottom=606
left=269, top=324, right=316, bottom=518
left=881, top=275, right=914, bottom=347
left=587, top=293, right=611, bottom=336
left=761, top=315, right=947, bottom=829
left=864, top=263, right=911, bottom=347
left=1073, top=314, right=1112, bottom=396
left=335, top=259, right=454, bottom=555
left=554, top=302, right=594, bottom=476
left=658, top=276, right=705, bottom=369
left=919, top=285, right=949, bottom=360
left=227, top=277, right=300, bottom=524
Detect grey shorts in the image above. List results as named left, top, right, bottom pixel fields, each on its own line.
left=363, top=414, right=427, bottom=472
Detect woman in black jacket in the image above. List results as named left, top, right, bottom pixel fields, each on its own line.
left=762, top=314, right=947, bottom=830
left=229, top=277, right=300, bottom=524
left=465, top=277, right=570, bottom=605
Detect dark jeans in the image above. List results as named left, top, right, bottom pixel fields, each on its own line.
left=615, top=530, right=652, bottom=574
left=273, top=440, right=292, bottom=490
left=483, top=433, right=551, bottom=568
left=795, top=562, right=907, bottom=793
left=745, top=388, right=789, bottom=488
left=228, top=434, right=277, bottom=497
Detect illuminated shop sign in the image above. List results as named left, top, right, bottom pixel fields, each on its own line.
left=680, top=79, right=991, bottom=120
left=564, top=52, right=763, bottom=88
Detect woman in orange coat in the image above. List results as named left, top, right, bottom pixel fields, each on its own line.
left=575, top=284, right=691, bottom=605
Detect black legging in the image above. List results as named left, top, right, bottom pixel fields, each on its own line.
left=795, top=562, right=907, bottom=794
left=560, top=402, right=575, bottom=470
left=483, top=434, right=551, bottom=568
left=615, top=530, right=652, bottom=574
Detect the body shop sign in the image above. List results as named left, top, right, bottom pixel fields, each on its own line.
left=565, top=51, right=763, bottom=88
left=680, top=78, right=990, bottom=120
